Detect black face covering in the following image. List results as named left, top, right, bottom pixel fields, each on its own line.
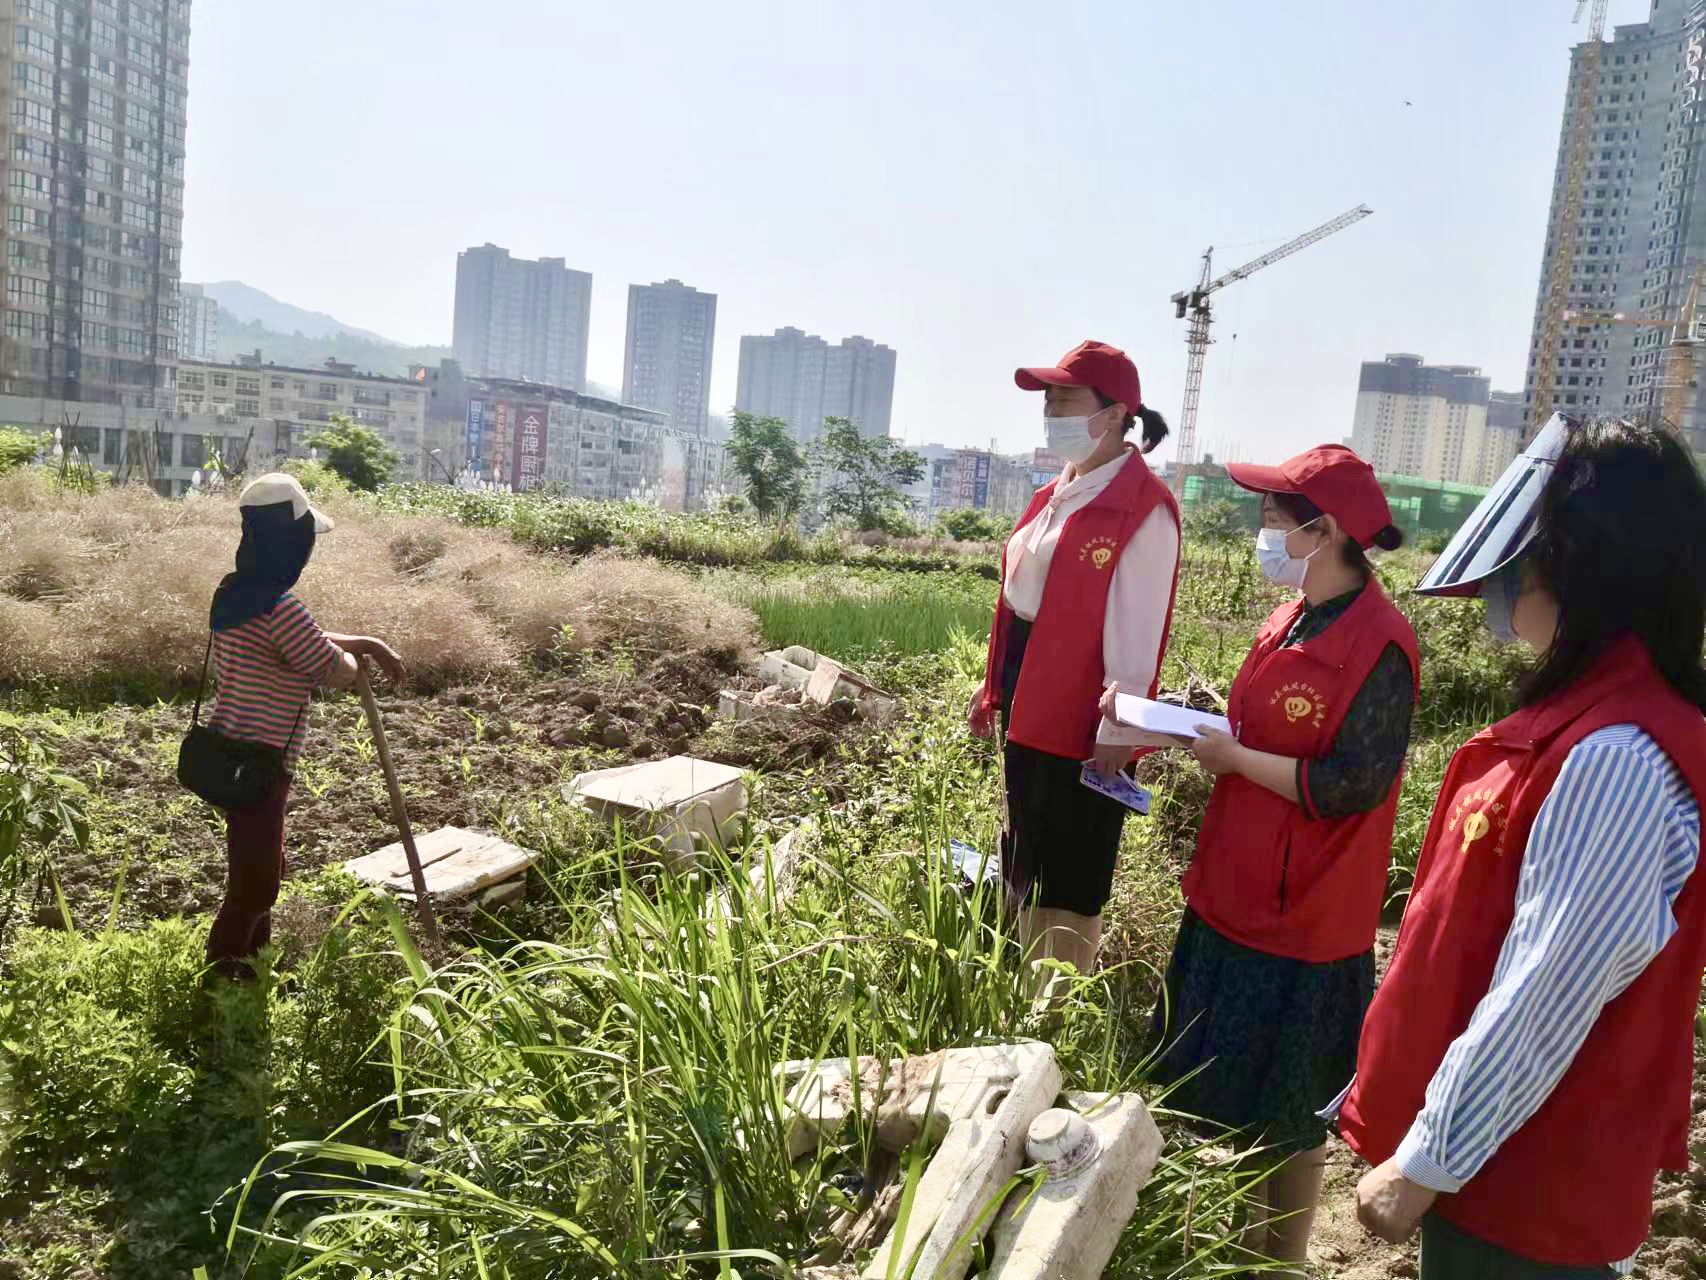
left=209, top=501, right=317, bottom=632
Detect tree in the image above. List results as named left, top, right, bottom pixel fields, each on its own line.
left=1183, top=497, right=1252, bottom=545
left=727, top=411, right=807, bottom=521
left=307, top=415, right=399, bottom=492
left=813, top=417, right=925, bottom=532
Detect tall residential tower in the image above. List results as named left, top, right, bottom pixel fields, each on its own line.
left=451, top=244, right=591, bottom=390
left=1525, top=2, right=1706, bottom=447
left=735, top=327, right=897, bottom=441
left=3, top=0, right=192, bottom=406
left=622, top=278, right=716, bottom=435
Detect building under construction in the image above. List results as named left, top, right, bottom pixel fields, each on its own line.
left=1525, top=1, right=1706, bottom=446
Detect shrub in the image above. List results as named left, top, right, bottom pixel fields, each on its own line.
left=935, top=507, right=1009, bottom=542
left=0, top=426, right=42, bottom=473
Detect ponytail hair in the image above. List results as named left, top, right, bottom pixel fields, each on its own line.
left=1094, top=392, right=1171, bottom=455
left=1135, top=406, right=1169, bottom=455
left=1370, top=524, right=1404, bottom=552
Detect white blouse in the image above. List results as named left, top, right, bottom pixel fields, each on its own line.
left=1002, top=450, right=1180, bottom=747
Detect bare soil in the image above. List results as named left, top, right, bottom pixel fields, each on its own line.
left=17, top=645, right=860, bottom=937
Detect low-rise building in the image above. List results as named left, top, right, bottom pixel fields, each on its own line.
left=175, top=355, right=433, bottom=479
left=0, top=391, right=261, bottom=497
left=905, top=443, right=1034, bottom=524
left=460, top=378, right=726, bottom=509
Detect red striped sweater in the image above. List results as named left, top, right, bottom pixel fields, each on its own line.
left=209, top=593, right=342, bottom=770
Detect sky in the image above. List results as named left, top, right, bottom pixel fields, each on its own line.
left=180, top=0, right=1655, bottom=466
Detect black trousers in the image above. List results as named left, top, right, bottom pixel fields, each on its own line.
left=998, top=617, right=1127, bottom=915
left=1420, top=1215, right=1616, bottom=1280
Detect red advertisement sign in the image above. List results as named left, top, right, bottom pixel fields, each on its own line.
left=511, top=402, right=548, bottom=491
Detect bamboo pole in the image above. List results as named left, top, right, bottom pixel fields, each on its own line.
left=355, top=660, right=444, bottom=949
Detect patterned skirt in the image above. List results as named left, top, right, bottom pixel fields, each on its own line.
left=1149, top=908, right=1375, bottom=1158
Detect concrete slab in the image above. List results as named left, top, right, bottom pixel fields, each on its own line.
left=984, top=1091, right=1164, bottom=1279
left=342, top=826, right=536, bottom=903
left=564, top=755, right=747, bottom=868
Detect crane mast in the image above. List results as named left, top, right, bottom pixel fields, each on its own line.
left=1170, top=204, right=1373, bottom=483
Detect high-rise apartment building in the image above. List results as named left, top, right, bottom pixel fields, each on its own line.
left=2, top=0, right=192, bottom=407
left=1525, top=2, right=1706, bottom=446
left=735, top=327, right=898, bottom=441
left=1352, top=354, right=1510, bottom=486
left=622, top=278, right=716, bottom=436
left=177, top=282, right=217, bottom=360
left=735, top=326, right=828, bottom=441
left=451, top=244, right=591, bottom=390
left=824, top=335, right=896, bottom=439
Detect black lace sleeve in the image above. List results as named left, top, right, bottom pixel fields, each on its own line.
left=1295, top=643, right=1416, bottom=820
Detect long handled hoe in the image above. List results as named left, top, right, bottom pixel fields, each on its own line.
left=355, top=658, right=444, bottom=950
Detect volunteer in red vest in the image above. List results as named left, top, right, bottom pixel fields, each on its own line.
left=1341, top=417, right=1706, bottom=1276
left=968, top=340, right=1181, bottom=984
left=1107, top=444, right=1417, bottom=1269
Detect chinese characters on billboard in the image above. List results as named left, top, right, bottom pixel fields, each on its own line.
left=492, top=400, right=511, bottom=484
left=511, top=403, right=548, bottom=492
left=464, top=399, right=485, bottom=471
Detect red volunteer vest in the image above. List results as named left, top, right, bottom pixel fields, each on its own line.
left=1182, top=585, right=1419, bottom=963
left=980, top=450, right=1180, bottom=761
left=1340, top=636, right=1706, bottom=1266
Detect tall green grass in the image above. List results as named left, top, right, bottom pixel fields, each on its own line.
left=707, top=567, right=994, bottom=662
left=222, top=698, right=1269, bottom=1278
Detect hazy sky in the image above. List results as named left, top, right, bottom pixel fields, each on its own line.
left=181, top=0, right=1651, bottom=464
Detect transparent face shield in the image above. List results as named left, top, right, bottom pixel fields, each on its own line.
left=1415, top=417, right=1569, bottom=599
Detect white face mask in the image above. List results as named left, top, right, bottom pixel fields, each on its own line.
left=1255, top=520, right=1322, bottom=589
left=1044, top=414, right=1096, bottom=464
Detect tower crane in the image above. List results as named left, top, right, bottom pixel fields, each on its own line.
left=1560, top=263, right=1706, bottom=432
left=1170, top=204, right=1373, bottom=483
left=1529, top=0, right=1611, bottom=435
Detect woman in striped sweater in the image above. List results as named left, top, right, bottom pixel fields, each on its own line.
left=204, top=474, right=403, bottom=980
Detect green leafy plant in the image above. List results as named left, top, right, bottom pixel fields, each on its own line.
left=934, top=507, right=1008, bottom=543
left=0, top=714, right=90, bottom=941
left=813, top=417, right=925, bottom=532
left=728, top=411, right=809, bottom=523
left=307, top=414, right=401, bottom=491
left=0, top=425, right=43, bottom=473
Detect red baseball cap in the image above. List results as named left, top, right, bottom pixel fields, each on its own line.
left=1226, top=445, right=1394, bottom=548
left=1016, top=340, right=1142, bottom=412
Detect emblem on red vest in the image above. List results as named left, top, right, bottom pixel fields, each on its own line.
left=1079, top=535, right=1118, bottom=570
left=1449, top=787, right=1511, bottom=857
left=1269, top=679, right=1327, bottom=729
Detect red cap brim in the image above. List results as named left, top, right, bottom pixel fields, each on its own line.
left=1015, top=365, right=1085, bottom=391
left=1225, top=461, right=1298, bottom=495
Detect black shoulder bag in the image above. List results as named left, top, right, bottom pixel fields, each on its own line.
left=176, top=633, right=304, bottom=811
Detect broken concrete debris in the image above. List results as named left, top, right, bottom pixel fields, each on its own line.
left=780, top=1043, right=1163, bottom=1279
left=731, top=646, right=898, bottom=726
left=343, top=825, right=537, bottom=905
left=563, top=754, right=747, bottom=869
left=985, top=1093, right=1164, bottom=1279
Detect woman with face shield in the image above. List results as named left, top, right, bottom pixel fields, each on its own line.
left=1101, top=444, right=1417, bottom=1269
left=1341, top=418, right=1706, bottom=1277
left=201, top=474, right=404, bottom=981
left=967, top=340, right=1180, bottom=995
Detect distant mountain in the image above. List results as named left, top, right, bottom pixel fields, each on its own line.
left=215, top=316, right=452, bottom=381
left=197, top=281, right=406, bottom=346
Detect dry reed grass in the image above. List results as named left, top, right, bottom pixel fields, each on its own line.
left=0, top=475, right=757, bottom=688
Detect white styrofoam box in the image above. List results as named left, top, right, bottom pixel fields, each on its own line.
left=564, top=755, right=747, bottom=868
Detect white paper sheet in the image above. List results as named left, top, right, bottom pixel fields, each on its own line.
left=1111, top=694, right=1232, bottom=741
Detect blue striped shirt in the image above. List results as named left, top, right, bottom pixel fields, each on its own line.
left=1395, top=725, right=1700, bottom=1270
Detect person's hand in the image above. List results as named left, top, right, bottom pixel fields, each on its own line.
left=1098, top=683, right=1121, bottom=725
left=1090, top=740, right=1130, bottom=780
left=1356, top=1158, right=1436, bottom=1244
left=966, top=688, right=995, bottom=740
left=357, top=637, right=406, bottom=683
left=1189, top=727, right=1245, bottom=777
